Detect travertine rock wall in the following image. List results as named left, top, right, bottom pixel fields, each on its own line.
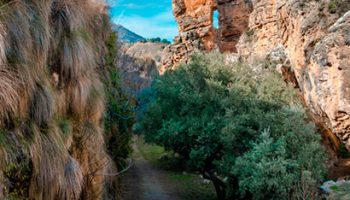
left=161, top=0, right=217, bottom=73
left=238, top=0, right=350, bottom=149
left=163, top=0, right=350, bottom=149
left=217, top=0, right=252, bottom=52
left=161, top=0, right=252, bottom=72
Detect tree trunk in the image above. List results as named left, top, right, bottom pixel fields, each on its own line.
left=203, top=171, right=226, bottom=200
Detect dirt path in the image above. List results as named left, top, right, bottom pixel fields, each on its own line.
left=121, top=143, right=180, bottom=200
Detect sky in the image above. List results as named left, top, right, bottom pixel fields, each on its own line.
left=107, top=0, right=178, bottom=41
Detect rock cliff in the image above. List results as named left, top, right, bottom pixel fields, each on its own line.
left=163, top=0, right=350, bottom=149
left=117, top=42, right=164, bottom=94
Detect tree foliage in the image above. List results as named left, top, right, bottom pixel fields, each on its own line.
left=142, top=37, right=171, bottom=44
left=103, top=31, right=134, bottom=169
left=137, top=53, right=327, bottom=200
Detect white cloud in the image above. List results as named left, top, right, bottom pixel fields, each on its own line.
left=111, top=10, right=178, bottom=40
left=118, top=3, right=164, bottom=9
left=108, top=0, right=164, bottom=9
left=106, top=0, right=118, bottom=7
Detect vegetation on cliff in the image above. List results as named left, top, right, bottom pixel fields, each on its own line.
left=103, top=31, right=134, bottom=170
left=0, top=0, right=132, bottom=199
left=137, top=53, right=327, bottom=200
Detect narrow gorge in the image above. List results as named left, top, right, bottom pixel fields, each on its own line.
left=0, top=0, right=349, bottom=199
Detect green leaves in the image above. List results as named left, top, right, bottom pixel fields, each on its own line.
left=103, top=32, right=134, bottom=169
left=138, top=52, right=327, bottom=199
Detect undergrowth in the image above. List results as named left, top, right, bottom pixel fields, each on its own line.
left=134, top=136, right=217, bottom=200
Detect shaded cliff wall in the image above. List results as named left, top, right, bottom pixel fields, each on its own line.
left=117, top=42, right=163, bottom=94
left=0, top=0, right=117, bottom=199
left=163, top=0, right=350, bottom=149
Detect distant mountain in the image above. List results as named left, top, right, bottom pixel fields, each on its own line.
left=114, top=25, right=145, bottom=43
left=117, top=42, right=165, bottom=95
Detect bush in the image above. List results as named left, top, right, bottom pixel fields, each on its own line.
left=338, top=143, right=350, bottom=158
left=232, top=110, right=326, bottom=200
left=328, top=0, right=350, bottom=15
left=146, top=37, right=171, bottom=44
left=328, top=183, right=350, bottom=199
left=328, top=1, right=338, bottom=13
left=137, top=52, right=327, bottom=200
left=103, top=32, right=134, bottom=169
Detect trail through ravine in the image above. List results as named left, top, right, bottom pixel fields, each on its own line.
left=121, top=143, right=180, bottom=200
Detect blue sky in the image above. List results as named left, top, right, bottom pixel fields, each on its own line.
left=107, top=0, right=178, bottom=41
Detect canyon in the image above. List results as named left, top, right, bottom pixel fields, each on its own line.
left=0, top=0, right=349, bottom=199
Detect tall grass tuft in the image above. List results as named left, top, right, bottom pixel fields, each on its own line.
left=0, top=0, right=118, bottom=199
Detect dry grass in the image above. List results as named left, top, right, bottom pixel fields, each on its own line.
left=29, top=82, right=54, bottom=128
left=50, top=0, right=96, bottom=85
left=71, top=120, right=108, bottom=199
left=0, top=68, right=22, bottom=126
left=63, top=156, right=84, bottom=199
left=0, top=0, right=113, bottom=199
left=29, top=124, right=67, bottom=200
left=1, top=1, right=31, bottom=65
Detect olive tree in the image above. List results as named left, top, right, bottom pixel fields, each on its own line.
left=137, top=53, right=327, bottom=200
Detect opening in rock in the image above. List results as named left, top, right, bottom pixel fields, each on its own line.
left=212, top=10, right=219, bottom=29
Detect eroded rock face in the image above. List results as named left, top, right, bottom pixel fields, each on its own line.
left=118, top=42, right=163, bottom=94
left=161, top=0, right=252, bottom=71
left=237, top=0, right=350, bottom=149
left=161, top=0, right=217, bottom=72
left=306, top=12, right=350, bottom=148
left=164, top=0, right=350, bottom=148
left=217, top=0, right=253, bottom=52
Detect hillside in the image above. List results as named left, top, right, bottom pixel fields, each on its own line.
left=117, top=42, right=167, bottom=94
left=114, top=24, right=145, bottom=43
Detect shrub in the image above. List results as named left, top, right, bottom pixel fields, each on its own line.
left=146, top=37, right=171, bottom=44
left=231, top=109, right=326, bottom=199
left=328, top=1, right=338, bottom=13
left=338, top=143, right=350, bottom=158
left=138, top=52, right=327, bottom=200
left=328, top=0, right=350, bottom=15
left=103, top=31, right=134, bottom=169
left=328, top=183, right=350, bottom=199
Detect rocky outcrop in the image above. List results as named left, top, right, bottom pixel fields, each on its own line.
left=161, top=0, right=217, bottom=72
left=217, top=0, right=253, bottom=52
left=306, top=11, right=350, bottom=148
left=118, top=42, right=163, bottom=94
left=161, top=0, right=252, bottom=71
left=164, top=0, right=350, bottom=149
